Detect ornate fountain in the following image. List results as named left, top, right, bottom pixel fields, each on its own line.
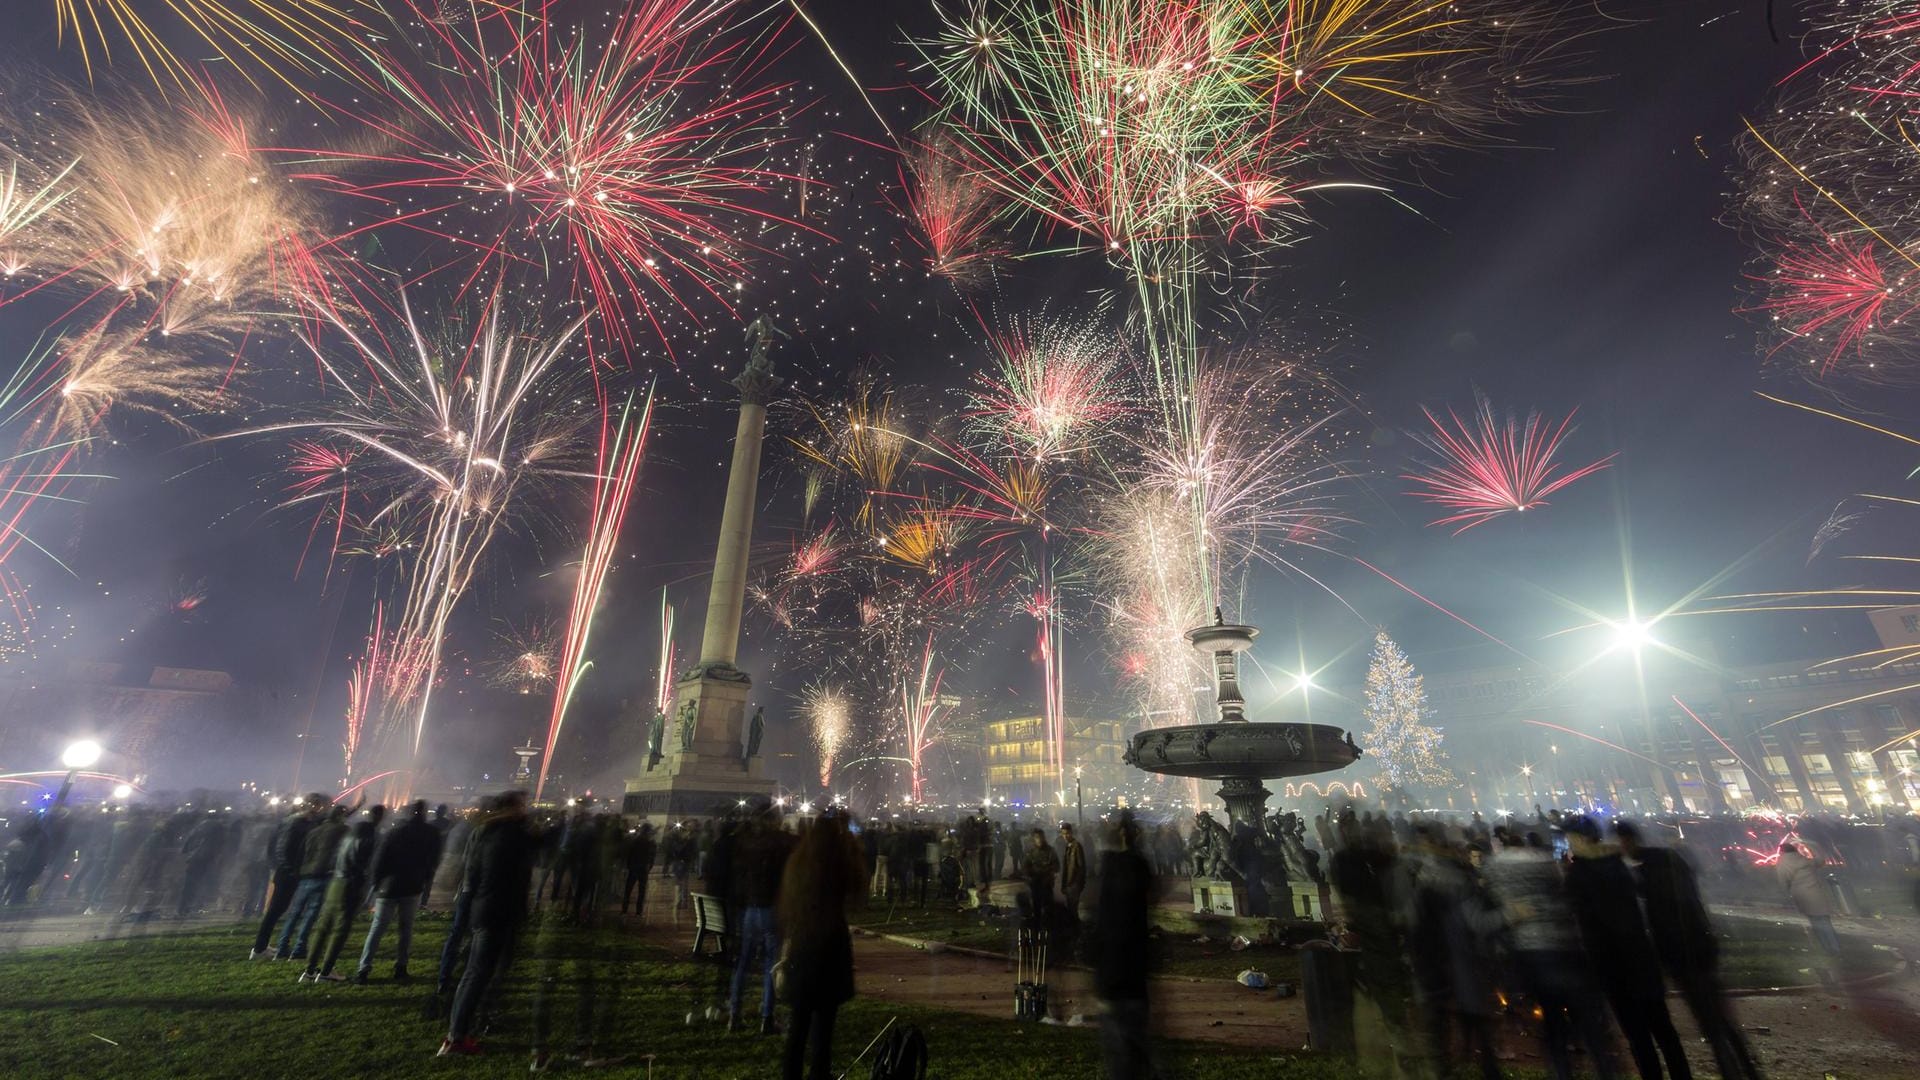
left=1124, top=610, right=1361, bottom=916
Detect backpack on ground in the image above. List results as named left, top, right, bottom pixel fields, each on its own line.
left=869, top=1023, right=928, bottom=1080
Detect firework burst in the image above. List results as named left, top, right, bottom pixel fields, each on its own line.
left=284, top=0, right=798, bottom=358
left=1403, top=396, right=1614, bottom=534
left=487, top=618, right=560, bottom=694
left=895, top=137, right=1002, bottom=287
left=247, top=286, right=593, bottom=764
left=966, top=310, right=1130, bottom=460
left=802, top=681, right=850, bottom=788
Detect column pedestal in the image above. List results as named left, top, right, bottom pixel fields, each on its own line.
left=623, top=667, right=774, bottom=819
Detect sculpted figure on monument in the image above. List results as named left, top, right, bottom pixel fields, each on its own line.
left=646, top=709, right=666, bottom=770
left=742, top=313, right=788, bottom=370
left=678, top=699, right=697, bottom=752
left=743, top=705, right=764, bottom=766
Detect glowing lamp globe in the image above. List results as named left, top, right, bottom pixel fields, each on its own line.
left=62, top=739, right=103, bottom=770
left=111, top=784, right=133, bottom=800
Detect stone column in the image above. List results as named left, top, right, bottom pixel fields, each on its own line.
left=697, top=363, right=780, bottom=673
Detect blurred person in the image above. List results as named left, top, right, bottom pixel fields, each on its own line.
left=277, top=803, right=350, bottom=961
left=1616, top=820, right=1763, bottom=1080
left=1405, top=826, right=1503, bottom=1080
left=1564, top=816, right=1692, bottom=1080
left=729, top=804, right=795, bottom=1034
left=440, top=791, right=539, bottom=1058
left=252, top=796, right=325, bottom=959
left=622, top=822, right=657, bottom=917
left=1023, top=827, right=1058, bottom=925
left=1328, top=814, right=1417, bottom=1068
left=1, top=809, right=53, bottom=906
left=1092, top=812, right=1161, bottom=1080
left=1776, top=838, right=1842, bottom=955
left=418, top=803, right=453, bottom=909
left=1484, top=830, right=1618, bottom=1080
left=432, top=796, right=497, bottom=1010
left=356, top=799, right=442, bottom=984
left=665, top=822, right=695, bottom=922
left=777, top=812, right=862, bottom=1080
left=303, top=804, right=386, bottom=982
left=176, top=810, right=229, bottom=916
left=84, top=810, right=140, bottom=912
left=227, top=812, right=276, bottom=917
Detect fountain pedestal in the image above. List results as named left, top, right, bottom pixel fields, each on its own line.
left=1123, top=612, right=1362, bottom=917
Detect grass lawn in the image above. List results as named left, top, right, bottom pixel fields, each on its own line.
left=0, top=918, right=1350, bottom=1080
left=848, top=900, right=1896, bottom=992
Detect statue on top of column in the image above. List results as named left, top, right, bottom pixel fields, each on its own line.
left=735, top=314, right=788, bottom=405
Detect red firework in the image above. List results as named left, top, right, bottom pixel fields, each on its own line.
left=1756, top=226, right=1918, bottom=376
left=1403, top=397, right=1615, bottom=534
left=895, top=138, right=1002, bottom=286
left=281, top=0, right=800, bottom=358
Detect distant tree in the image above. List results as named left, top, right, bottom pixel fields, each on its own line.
left=1360, top=630, right=1454, bottom=790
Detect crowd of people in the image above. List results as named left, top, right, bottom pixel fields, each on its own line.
left=3, top=792, right=1912, bottom=1079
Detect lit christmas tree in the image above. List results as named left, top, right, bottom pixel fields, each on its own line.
left=1360, top=630, right=1454, bottom=790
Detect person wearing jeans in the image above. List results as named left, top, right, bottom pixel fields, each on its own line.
left=357, top=800, right=443, bottom=983
left=727, top=808, right=792, bottom=1034
left=251, top=797, right=323, bottom=959
left=275, top=804, right=349, bottom=960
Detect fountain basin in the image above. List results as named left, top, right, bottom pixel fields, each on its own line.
left=1124, top=721, right=1359, bottom=781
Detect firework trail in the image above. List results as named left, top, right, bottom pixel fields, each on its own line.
left=894, top=137, right=1002, bottom=287
left=899, top=635, right=946, bottom=803
left=537, top=386, right=655, bottom=802
left=49, top=0, right=377, bottom=93
left=342, top=603, right=433, bottom=781
left=0, top=155, right=74, bottom=284
left=246, top=286, right=592, bottom=766
left=282, top=0, right=798, bottom=359
left=802, top=681, right=850, bottom=788
left=1402, top=396, right=1614, bottom=533
left=656, top=591, right=678, bottom=717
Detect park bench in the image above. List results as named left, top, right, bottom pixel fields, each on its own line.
left=690, top=892, right=729, bottom=957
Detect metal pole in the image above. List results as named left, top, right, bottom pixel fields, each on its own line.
left=1076, top=777, right=1083, bottom=831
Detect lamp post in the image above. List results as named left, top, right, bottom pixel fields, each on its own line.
left=57, top=739, right=103, bottom=806
left=1074, top=766, right=1084, bottom=831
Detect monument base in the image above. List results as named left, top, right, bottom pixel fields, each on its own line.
left=1191, top=877, right=1250, bottom=916
left=1286, top=881, right=1332, bottom=921
left=621, top=670, right=773, bottom=822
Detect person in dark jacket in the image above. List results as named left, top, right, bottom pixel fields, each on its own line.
left=356, top=799, right=443, bottom=983
left=277, top=803, right=350, bottom=960
left=777, top=813, right=861, bottom=1080
left=623, top=822, right=657, bottom=918
left=1564, top=817, right=1692, bottom=1080
left=1483, top=831, right=1617, bottom=1080
left=1059, top=823, right=1088, bottom=916
left=439, top=791, right=539, bottom=1057
left=728, top=806, right=794, bottom=1034
left=1093, top=812, right=1160, bottom=1080
left=303, top=804, right=386, bottom=982
left=1616, top=821, right=1763, bottom=1080
left=1023, top=827, right=1058, bottom=925
left=251, top=795, right=325, bottom=959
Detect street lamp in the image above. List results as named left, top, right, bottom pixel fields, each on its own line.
left=111, top=783, right=132, bottom=801
left=1074, top=766, right=1084, bottom=831
left=56, top=739, right=103, bottom=806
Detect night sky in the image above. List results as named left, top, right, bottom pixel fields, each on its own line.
left=2, top=2, right=1904, bottom=796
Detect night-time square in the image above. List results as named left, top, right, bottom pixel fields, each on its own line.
left=1, top=3, right=1918, bottom=1079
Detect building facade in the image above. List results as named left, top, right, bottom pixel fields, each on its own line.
left=1407, top=643, right=1920, bottom=816
left=981, top=714, right=1130, bottom=807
